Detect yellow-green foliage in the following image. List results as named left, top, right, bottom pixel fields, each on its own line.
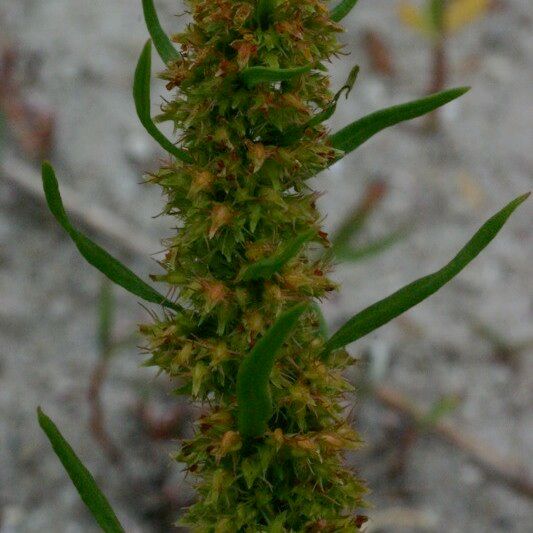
left=140, top=1, right=367, bottom=529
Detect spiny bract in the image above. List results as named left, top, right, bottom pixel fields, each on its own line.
left=140, top=0, right=366, bottom=530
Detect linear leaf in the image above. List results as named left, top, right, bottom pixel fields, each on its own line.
left=134, top=40, right=192, bottom=163
left=329, top=87, right=469, bottom=158
left=241, top=65, right=312, bottom=88
left=330, top=0, right=360, bottom=22
left=42, top=162, right=181, bottom=312
left=141, top=0, right=179, bottom=65
left=324, top=193, right=529, bottom=353
left=256, top=0, right=276, bottom=29
left=239, top=229, right=316, bottom=281
left=37, top=408, right=125, bottom=533
left=237, top=303, right=309, bottom=438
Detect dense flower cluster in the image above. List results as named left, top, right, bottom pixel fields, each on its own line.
left=140, top=1, right=366, bottom=530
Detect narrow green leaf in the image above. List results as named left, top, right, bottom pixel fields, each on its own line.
left=239, top=229, right=316, bottom=281
left=141, top=0, right=179, bottom=65
left=42, top=162, right=181, bottom=312
left=329, top=87, right=470, bottom=158
left=37, top=408, right=125, bottom=533
left=237, top=303, right=309, bottom=438
left=325, top=193, right=529, bottom=353
left=330, top=0, right=360, bottom=22
left=256, top=0, right=276, bottom=29
left=134, top=40, right=192, bottom=163
left=241, top=65, right=312, bottom=88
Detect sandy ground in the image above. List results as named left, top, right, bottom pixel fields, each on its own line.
left=0, top=1, right=532, bottom=531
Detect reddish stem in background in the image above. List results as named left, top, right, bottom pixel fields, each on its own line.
left=362, top=29, right=396, bottom=78
left=88, top=359, right=122, bottom=464
left=426, top=37, right=448, bottom=130
left=0, top=46, right=55, bottom=158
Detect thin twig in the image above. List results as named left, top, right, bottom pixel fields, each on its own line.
left=88, top=358, right=122, bottom=463
left=425, top=0, right=448, bottom=131
left=87, top=279, right=123, bottom=463
left=425, top=37, right=447, bottom=131
left=374, top=385, right=533, bottom=500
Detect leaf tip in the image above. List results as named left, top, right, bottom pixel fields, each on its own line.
left=439, top=86, right=471, bottom=102
left=517, top=191, right=531, bottom=203
left=138, top=39, right=152, bottom=69
left=37, top=406, right=47, bottom=426
left=507, top=191, right=530, bottom=213
left=41, top=160, right=54, bottom=180
left=443, top=86, right=470, bottom=101
left=503, top=191, right=531, bottom=215
left=456, top=86, right=471, bottom=97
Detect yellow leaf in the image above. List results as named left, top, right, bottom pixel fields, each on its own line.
left=445, top=0, right=489, bottom=34
left=397, top=2, right=433, bottom=35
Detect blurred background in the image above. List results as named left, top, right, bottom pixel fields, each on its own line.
left=0, top=0, right=531, bottom=531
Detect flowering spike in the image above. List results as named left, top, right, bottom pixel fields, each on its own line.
left=129, top=2, right=521, bottom=530
left=36, top=0, right=526, bottom=529
left=140, top=2, right=368, bottom=527
left=240, top=229, right=316, bottom=281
